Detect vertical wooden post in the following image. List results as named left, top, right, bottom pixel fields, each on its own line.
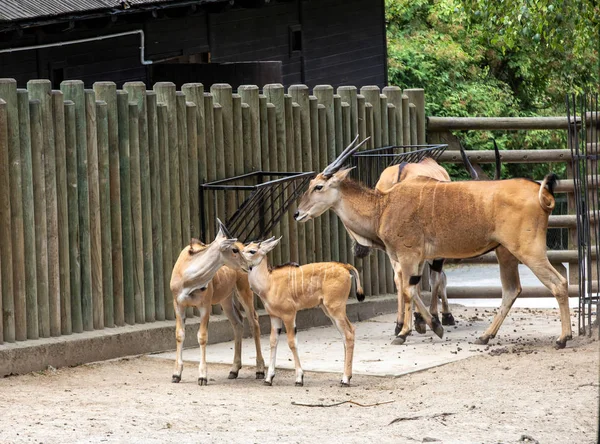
left=213, top=102, right=226, bottom=223
left=203, top=93, right=216, bottom=242
left=378, top=93, right=389, bottom=294
left=292, top=102, right=306, bottom=265
left=285, top=94, right=298, bottom=263
left=232, top=94, right=244, bottom=176
left=85, top=89, right=103, bottom=330
left=314, top=86, right=338, bottom=262
left=409, top=103, right=418, bottom=146
left=64, top=100, right=82, bottom=333
left=0, top=80, right=26, bottom=341
left=17, top=90, right=38, bottom=338
left=93, top=82, right=124, bottom=326
left=176, top=92, right=190, bottom=252
left=61, top=80, right=93, bottom=331
left=242, top=103, right=252, bottom=176
left=116, top=90, right=134, bottom=325
left=264, top=84, right=287, bottom=264
left=360, top=86, right=381, bottom=148
left=147, top=91, right=164, bottom=321
left=365, top=103, right=379, bottom=295
left=341, top=101, right=354, bottom=268
left=28, top=80, right=59, bottom=337
left=128, top=102, right=145, bottom=324
left=383, top=86, right=402, bottom=146
left=403, top=89, right=425, bottom=145
left=154, top=83, right=182, bottom=254
left=50, top=91, right=71, bottom=335
left=266, top=102, right=282, bottom=265
left=157, top=103, right=174, bottom=320
left=309, top=96, right=322, bottom=262
left=96, top=100, right=114, bottom=328
left=124, top=82, right=155, bottom=323
left=30, top=99, right=48, bottom=337
left=317, top=104, right=332, bottom=262
left=402, top=94, right=410, bottom=146
left=182, top=83, right=206, bottom=240
left=333, top=94, right=346, bottom=264
left=357, top=94, right=371, bottom=296
left=211, top=84, right=235, bottom=222
left=338, top=86, right=358, bottom=139
left=0, top=83, right=25, bottom=342
left=259, top=94, right=269, bottom=172
left=0, top=99, right=15, bottom=342
left=239, top=85, right=261, bottom=171
left=386, top=102, right=397, bottom=295
left=289, top=85, right=314, bottom=264
left=187, top=102, right=199, bottom=238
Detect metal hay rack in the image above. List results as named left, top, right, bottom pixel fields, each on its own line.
left=567, top=93, right=600, bottom=336
left=349, top=143, right=448, bottom=187
left=200, top=171, right=314, bottom=243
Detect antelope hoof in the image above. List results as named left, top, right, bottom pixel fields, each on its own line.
left=442, top=313, right=456, bottom=326
left=555, top=338, right=568, bottom=349
left=392, top=334, right=408, bottom=345
left=228, top=371, right=239, bottom=380
left=431, top=314, right=441, bottom=326
left=264, top=379, right=273, bottom=386
left=394, top=322, right=404, bottom=336
left=414, top=313, right=427, bottom=334
left=256, top=371, right=265, bottom=380
left=198, top=377, right=208, bottom=386
left=171, top=375, right=181, bottom=383
left=431, top=316, right=444, bottom=338
left=340, top=381, right=351, bottom=388
left=474, top=336, right=489, bottom=345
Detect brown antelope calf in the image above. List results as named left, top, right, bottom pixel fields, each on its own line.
left=242, top=237, right=364, bottom=387
left=170, top=220, right=264, bottom=385
left=295, top=136, right=572, bottom=349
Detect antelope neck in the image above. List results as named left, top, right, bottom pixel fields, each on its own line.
left=332, top=179, right=383, bottom=247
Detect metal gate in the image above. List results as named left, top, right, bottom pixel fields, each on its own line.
left=567, top=94, right=600, bottom=336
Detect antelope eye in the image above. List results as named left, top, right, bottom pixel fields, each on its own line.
left=314, top=185, right=323, bottom=191
left=232, top=248, right=239, bottom=254
left=249, top=250, right=257, bottom=254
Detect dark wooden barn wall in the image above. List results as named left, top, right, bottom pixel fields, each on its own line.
left=0, top=0, right=386, bottom=89
left=208, top=2, right=302, bottom=86
left=301, top=0, right=386, bottom=87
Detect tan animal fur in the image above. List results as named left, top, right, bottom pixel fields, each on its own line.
left=243, top=237, right=364, bottom=387
left=375, top=159, right=454, bottom=336
left=295, top=137, right=571, bottom=349
left=170, top=222, right=264, bottom=385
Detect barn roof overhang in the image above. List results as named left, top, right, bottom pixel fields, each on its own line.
left=0, top=0, right=231, bottom=31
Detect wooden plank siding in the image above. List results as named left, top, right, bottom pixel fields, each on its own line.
left=0, top=0, right=386, bottom=89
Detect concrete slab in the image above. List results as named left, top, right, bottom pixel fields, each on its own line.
left=149, top=306, right=567, bottom=378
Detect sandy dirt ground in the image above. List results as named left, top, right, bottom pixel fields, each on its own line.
left=0, top=308, right=598, bottom=444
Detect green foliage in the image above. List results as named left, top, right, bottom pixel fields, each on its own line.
left=385, top=0, right=598, bottom=180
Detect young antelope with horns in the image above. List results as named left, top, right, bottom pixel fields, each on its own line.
left=170, top=220, right=264, bottom=385
left=242, top=237, right=364, bottom=387
left=295, top=136, right=572, bottom=349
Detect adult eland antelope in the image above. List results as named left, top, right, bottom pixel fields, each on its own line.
left=170, top=219, right=264, bottom=385
left=366, top=140, right=501, bottom=338
left=295, top=136, right=571, bottom=349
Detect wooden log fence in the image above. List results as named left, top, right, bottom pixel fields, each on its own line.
left=11, top=77, right=584, bottom=345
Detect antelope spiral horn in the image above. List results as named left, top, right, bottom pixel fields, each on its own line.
left=322, top=134, right=370, bottom=177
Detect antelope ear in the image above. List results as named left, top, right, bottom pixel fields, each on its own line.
left=218, top=237, right=238, bottom=252
left=331, top=166, right=355, bottom=184
left=259, top=236, right=281, bottom=254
